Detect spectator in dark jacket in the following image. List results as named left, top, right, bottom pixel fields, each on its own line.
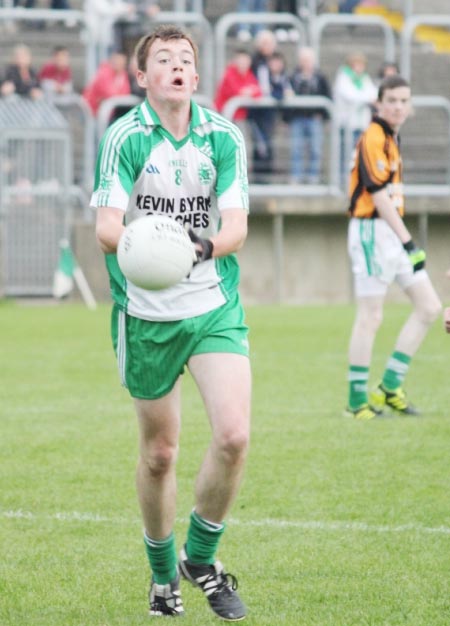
left=248, top=29, right=278, bottom=182
left=287, top=46, right=331, bottom=184
left=1, top=44, right=43, bottom=100
left=267, top=51, right=292, bottom=102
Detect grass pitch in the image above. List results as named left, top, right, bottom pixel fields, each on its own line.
left=1, top=300, right=449, bottom=626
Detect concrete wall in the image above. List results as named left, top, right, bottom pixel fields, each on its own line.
left=71, top=207, right=450, bottom=307
left=236, top=212, right=450, bottom=305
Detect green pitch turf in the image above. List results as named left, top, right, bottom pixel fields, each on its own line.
left=1, top=300, right=449, bottom=626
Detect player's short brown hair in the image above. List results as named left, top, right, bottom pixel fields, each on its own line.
left=135, top=25, right=198, bottom=72
left=378, top=75, right=410, bottom=101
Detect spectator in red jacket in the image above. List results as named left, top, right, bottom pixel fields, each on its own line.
left=82, top=51, right=130, bottom=115
left=214, top=49, right=262, bottom=121
left=39, top=46, right=73, bottom=97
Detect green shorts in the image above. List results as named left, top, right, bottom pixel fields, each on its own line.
left=111, top=293, right=249, bottom=399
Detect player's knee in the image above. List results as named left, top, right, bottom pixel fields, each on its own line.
left=141, top=442, right=178, bottom=477
left=418, top=300, right=443, bottom=325
left=216, top=428, right=249, bottom=465
left=369, top=308, right=383, bottom=331
left=358, top=308, right=383, bottom=333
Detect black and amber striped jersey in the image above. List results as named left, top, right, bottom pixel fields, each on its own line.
left=348, top=116, right=404, bottom=218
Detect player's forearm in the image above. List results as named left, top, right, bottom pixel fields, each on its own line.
left=209, top=210, right=248, bottom=257
left=372, top=189, right=411, bottom=244
left=96, top=207, right=125, bottom=254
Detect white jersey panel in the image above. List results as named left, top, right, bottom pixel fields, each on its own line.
left=90, top=101, right=249, bottom=321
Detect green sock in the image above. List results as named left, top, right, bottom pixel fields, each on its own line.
left=348, top=365, right=370, bottom=409
left=144, top=532, right=178, bottom=584
left=382, top=351, right=411, bottom=391
left=185, top=510, right=225, bottom=565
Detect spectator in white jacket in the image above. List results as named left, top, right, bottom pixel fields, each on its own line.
left=333, top=51, right=377, bottom=186
left=84, top=1, right=159, bottom=66
left=85, top=0, right=136, bottom=66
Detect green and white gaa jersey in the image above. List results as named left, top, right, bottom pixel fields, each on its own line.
left=90, top=99, right=249, bottom=322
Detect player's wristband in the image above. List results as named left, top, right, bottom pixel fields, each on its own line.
left=403, top=239, right=426, bottom=272
left=402, top=239, right=416, bottom=253
left=188, top=228, right=214, bottom=264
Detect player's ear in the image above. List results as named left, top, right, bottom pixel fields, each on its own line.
left=193, top=72, right=199, bottom=91
left=136, top=69, right=147, bottom=89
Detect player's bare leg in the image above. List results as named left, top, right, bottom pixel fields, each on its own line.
left=395, top=276, right=442, bottom=355
left=134, top=382, right=184, bottom=616
left=134, top=381, right=182, bottom=538
left=346, top=296, right=384, bottom=419
left=188, top=352, right=251, bottom=523
left=179, top=352, right=251, bottom=621
left=370, top=275, right=442, bottom=415
left=348, top=295, right=384, bottom=367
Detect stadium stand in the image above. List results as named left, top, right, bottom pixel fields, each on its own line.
left=0, top=0, right=449, bottom=302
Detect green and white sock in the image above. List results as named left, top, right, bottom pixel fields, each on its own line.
left=185, top=509, right=225, bottom=565
left=348, top=365, right=370, bottom=409
left=144, top=531, right=178, bottom=584
left=382, top=351, right=411, bottom=391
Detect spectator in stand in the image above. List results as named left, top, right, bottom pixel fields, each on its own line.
left=0, top=44, right=43, bottom=100
left=236, top=0, right=270, bottom=42
left=333, top=51, right=377, bottom=186
left=248, top=29, right=278, bottom=182
left=267, top=51, right=292, bottom=101
left=286, top=46, right=331, bottom=184
left=50, top=0, right=72, bottom=7
left=82, top=51, right=131, bottom=116
left=377, top=61, right=400, bottom=82
left=84, top=0, right=137, bottom=65
left=38, top=46, right=73, bottom=98
left=110, top=53, right=145, bottom=120
left=267, top=51, right=292, bottom=174
left=113, top=2, right=162, bottom=54
left=13, top=1, right=71, bottom=6
left=214, top=48, right=262, bottom=124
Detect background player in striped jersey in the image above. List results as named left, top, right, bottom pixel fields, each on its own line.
left=344, top=75, right=442, bottom=420
left=92, top=25, right=251, bottom=620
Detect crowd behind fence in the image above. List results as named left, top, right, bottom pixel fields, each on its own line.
left=1, top=2, right=450, bottom=297
left=0, top=6, right=449, bottom=194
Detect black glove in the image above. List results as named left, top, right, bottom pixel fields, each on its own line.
left=403, top=239, right=426, bottom=272
left=188, top=228, right=214, bottom=264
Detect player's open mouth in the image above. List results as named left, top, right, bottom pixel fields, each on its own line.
left=172, top=78, right=184, bottom=87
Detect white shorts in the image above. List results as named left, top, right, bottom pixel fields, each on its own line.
left=347, top=217, right=427, bottom=298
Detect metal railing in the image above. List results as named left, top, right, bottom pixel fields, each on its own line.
left=0, top=98, right=73, bottom=296
left=222, top=94, right=339, bottom=195
left=172, top=0, right=204, bottom=11
left=300, top=0, right=414, bottom=18
left=50, top=93, right=96, bottom=192
left=310, top=13, right=397, bottom=64
left=403, top=95, right=450, bottom=196
left=400, top=14, right=450, bottom=81
left=0, top=8, right=94, bottom=82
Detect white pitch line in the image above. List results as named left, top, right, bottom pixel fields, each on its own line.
left=2, top=509, right=450, bottom=536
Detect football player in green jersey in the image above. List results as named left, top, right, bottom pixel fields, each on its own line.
left=92, top=25, right=250, bottom=620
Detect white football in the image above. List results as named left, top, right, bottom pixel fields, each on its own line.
left=117, top=215, right=197, bottom=290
